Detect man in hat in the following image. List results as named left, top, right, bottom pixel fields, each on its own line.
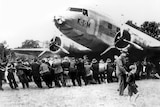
left=115, top=51, right=128, bottom=96
left=91, top=58, right=101, bottom=84
left=16, top=60, right=29, bottom=89
left=99, top=59, right=106, bottom=83
left=68, top=57, right=78, bottom=86
left=52, top=55, right=63, bottom=87
left=106, top=58, right=114, bottom=83
left=40, top=59, right=52, bottom=88
left=61, top=56, right=70, bottom=86
left=31, top=58, right=42, bottom=88
left=76, top=58, right=87, bottom=86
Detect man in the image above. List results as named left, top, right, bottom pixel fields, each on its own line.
left=99, top=59, right=106, bottom=83
left=40, top=59, right=52, bottom=88
left=91, top=58, right=101, bottom=84
left=0, top=63, right=4, bottom=90
left=69, top=57, right=78, bottom=86
left=61, top=56, right=70, bottom=86
left=52, top=55, right=63, bottom=87
left=76, top=58, right=86, bottom=86
left=145, top=61, right=154, bottom=79
left=31, top=59, right=42, bottom=88
left=84, top=61, right=96, bottom=85
left=115, top=51, right=128, bottom=96
left=16, top=60, right=29, bottom=89
left=106, top=58, right=114, bottom=83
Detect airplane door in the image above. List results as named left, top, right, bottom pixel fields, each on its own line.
left=86, top=19, right=96, bottom=35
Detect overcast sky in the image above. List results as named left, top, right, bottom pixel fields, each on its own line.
left=0, top=0, right=160, bottom=48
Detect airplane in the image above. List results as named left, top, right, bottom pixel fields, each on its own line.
left=13, top=4, right=160, bottom=68
left=53, top=5, right=160, bottom=64
left=12, top=6, right=121, bottom=60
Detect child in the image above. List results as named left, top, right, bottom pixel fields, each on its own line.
left=127, top=64, right=139, bottom=105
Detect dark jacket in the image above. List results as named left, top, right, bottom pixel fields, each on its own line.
left=62, top=61, right=70, bottom=71
left=31, top=62, right=40, bottom=77
left=91, top=62, right=99, bottom=74
left=16, top=63, right=27, bottom=76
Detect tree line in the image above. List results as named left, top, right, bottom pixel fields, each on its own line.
left=126, top=20, right=160, bottom=40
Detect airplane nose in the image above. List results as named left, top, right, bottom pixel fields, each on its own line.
left=54, top=15, right=65, bottom=25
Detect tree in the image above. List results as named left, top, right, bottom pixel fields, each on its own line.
left=126, top=20, right=160, bottom=40
left=0, top=41, right=11, bottom=62
left=126, top=20, right=140, bottom=30
left=21, top=40, right=40, bottom=48
left=0, top=43, right=6, bottom=61
left=41, top=40, right=50, bottom=48
left=140, top=21, right=160, bottom=38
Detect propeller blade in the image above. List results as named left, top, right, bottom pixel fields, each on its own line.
left=100, top=46, right=115, bottom=56
left=123, top=39, right=143, bottom=50
left=38, top=50, right=47, bottom=58
left=120, top=14, right=125, bottom=37
left=120, top=24, right=124, bottom=37
left=55, top=44, right=69, bottom=54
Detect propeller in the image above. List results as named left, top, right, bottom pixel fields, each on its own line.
left=100, top=23, right=126, bottom=56
left=54, top=44, right=69, bottom=54
left=113, top=14, right=127, bottom=48
left=100, top=43, right=131, bottom=56
left=101, top=14, right=143, bottom=56
left=49, top=36, right=69, bottom=54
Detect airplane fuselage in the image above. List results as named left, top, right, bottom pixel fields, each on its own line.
left=53, top=6, right=160, bottom=62
left=54, top=7, right=120, bottom=54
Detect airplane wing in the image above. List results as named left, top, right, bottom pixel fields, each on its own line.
left=12, top=48, right=54, bottom=58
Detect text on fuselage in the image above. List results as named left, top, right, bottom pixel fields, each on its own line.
left=77, top=18, right=91, bottom=28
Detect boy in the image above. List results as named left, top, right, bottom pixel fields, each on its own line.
left=127, top=64, right=139, bottom=105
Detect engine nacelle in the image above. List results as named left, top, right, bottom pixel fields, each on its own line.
left=49, top=36, right=62, bottom=53
left=49, top=35, right=91, bottom=56
left=114, top=30, right=131, bottom=49
left=49, top=36, right=70, bottom=55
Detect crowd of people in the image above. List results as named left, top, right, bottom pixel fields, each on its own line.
left=0, top=52, right=159, bottom=104
left=0, top=55, right=116, bottom=90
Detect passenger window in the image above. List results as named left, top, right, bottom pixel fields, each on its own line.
left=68, top=7, right=88, bottom=16
left=116, top=27, right=120, bottom=32
left=69, top=7, right=82, bottom=12
left=98, top=21, right=116, bottom=37
left=108, top=23, right=112, bottom=29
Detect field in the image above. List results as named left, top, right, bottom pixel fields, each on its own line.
left=0, top=79, right=160, bottom=107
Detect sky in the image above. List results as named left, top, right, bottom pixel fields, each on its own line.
left=0, top=0, right=160, bottom=48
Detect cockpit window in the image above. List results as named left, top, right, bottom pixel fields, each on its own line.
left=68, top=7, right=88, bottom=16
left=69, top=8, right=83, bottom=12
left=82, top=9, right=88, bottom=16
